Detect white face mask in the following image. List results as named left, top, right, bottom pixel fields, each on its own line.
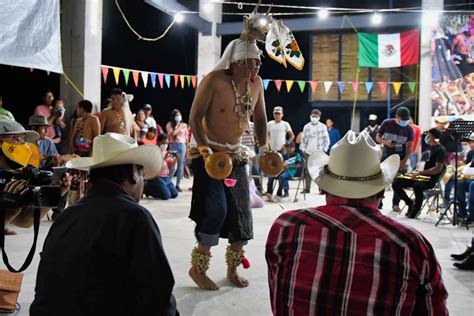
left=160, top=144, right=168, bottom=151
left=310, top=117, right=319, bottom=124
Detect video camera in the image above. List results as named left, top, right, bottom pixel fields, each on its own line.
left=0, top=166, right=65, bottom=208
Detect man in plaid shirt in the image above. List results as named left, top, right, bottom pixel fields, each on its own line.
left=299, top=109, right=329, bottom=193
left=266, top=131, right=448, bottom=316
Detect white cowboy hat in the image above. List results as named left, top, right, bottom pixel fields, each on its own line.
left=308, top=130, right=400, bottom=199
left=66, top=133, right=162, bottom=180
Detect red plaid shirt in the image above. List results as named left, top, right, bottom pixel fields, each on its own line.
left=266, top=198, right=448, bottom=316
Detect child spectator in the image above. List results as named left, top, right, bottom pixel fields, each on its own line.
left=139, top=127, right=158, bottom=145
left=143, top=133, right=179, bottom=200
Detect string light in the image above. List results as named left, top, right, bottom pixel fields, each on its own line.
left=174, top=12, right=184, bottom=23
left=371, top=12, right=382, bottom=25
left=318, top=8, right=329, bottom=19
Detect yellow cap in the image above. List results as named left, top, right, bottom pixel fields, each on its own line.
left=1, top=142, right=32, bottom=168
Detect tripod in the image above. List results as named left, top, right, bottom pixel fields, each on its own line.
left=436, top=121, right=474, bottom=229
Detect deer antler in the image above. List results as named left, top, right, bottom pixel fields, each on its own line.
left=266, top=3, right=272, bottom=15
left=252, top=0, right=262, bottom=15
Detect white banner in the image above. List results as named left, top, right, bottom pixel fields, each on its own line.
left=0, top=0, right=63, bottom=73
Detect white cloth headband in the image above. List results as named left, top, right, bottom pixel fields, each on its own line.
left=213, top=39, right=261, bottom=71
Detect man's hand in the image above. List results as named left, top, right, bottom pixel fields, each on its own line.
left=4, top=179, right=28, bottom=196
left=52, top=173, right=72, bottom=197
left=1, top=179, right=29, bottom=208
left=410, top=172, right=419, bottom=180
left=51, top=155, right=62, bottom=167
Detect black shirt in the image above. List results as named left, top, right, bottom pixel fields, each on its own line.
left=466, top=150, right=473, bottom=165
left=423, top=144, right=447, bottom=180
left=30, top=182, right=178, bottom=316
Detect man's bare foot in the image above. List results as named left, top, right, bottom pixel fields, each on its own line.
left=4, top=228, right=17, bottom=235
left=189, top=267, right=219, bottom=291
left=227, top=268, right=249, bottom=288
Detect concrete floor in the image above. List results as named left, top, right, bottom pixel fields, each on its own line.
left=2, top=178, right=473, bottom=316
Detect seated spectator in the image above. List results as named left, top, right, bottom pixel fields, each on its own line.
left=266, top=141, right=302, bottom=202
left=29, top=115, right=60, bottom=168
left=139, top=127, right=158, bottom=145
left=143, top=133, right=179, bottom=200
left=0, top=96, right=15, bottom=121
left=31, top=133, right=177, bottom=315
left=266, top=131, right=448, bottom=315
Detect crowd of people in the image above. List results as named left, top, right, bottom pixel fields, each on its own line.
left=1, top=19, right=473, bottom=316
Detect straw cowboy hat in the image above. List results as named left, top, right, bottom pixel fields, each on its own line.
left=66, top=133, right=162, bottom=179
left=307, top=130, right=400, bottom=199
left=0, top=119, right=39, bottom=142
left=29, top=115, right=52, bottom=127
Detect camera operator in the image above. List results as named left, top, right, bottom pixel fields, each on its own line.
left=0, top=120, right=71, bottom=235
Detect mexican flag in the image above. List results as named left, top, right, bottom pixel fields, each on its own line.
left=358, top=30, right=419, bottom=68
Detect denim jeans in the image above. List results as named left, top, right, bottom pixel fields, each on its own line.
left=267, top=171, right=290, bottom=196
left=169, top=143, right=186, bottom=187
left=144, top=176, right=178, bottom=200
left=456, top=180, right=474, bottom=219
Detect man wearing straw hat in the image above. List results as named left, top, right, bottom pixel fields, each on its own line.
left=30, top=133, right=177, bottom=315
left=266, top=131, right=447, bottom=315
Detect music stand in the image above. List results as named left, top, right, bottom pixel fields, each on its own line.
left=436, top=120, right=474, bottom=229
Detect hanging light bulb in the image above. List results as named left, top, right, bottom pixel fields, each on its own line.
left=371, top=12, right=382, bottom=25
left=174, top=12, right=184, bottom=23
left=318, top=8, right=329, bottom=19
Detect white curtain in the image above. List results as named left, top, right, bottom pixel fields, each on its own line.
left=0, top=0, right=63, bottom=73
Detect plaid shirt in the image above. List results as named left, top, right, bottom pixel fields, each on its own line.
left=266, top=198, right=448, bottom=316
left=300, top=122, right=330, bottom=154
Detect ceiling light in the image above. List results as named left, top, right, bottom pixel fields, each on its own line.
left=371, top=12, right=382, bottom=25
left=318, top=8, right=329, bottom=19
left=174, top=13, right=184, bottom=23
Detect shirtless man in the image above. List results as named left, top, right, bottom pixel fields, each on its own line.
left=188, top=38, right=267, bottom=290
left=99, top=88, right=135, bottom=138
left=69, top=100, right=100, bottom=157
left=451, top=25, right=474, bottom=77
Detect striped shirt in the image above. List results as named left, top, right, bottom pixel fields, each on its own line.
left=266, top=198, right=448, bottom=316
left=300, top=122, right=330, bottom=154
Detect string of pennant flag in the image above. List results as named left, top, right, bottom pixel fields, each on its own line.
left=101, top=65, right=198, bottom=89
left=100, top=65, right=417, bottom=95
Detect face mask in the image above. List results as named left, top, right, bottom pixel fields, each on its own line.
left=368, top=120, right=377, bottom=126
left=174, top=115, right=182, bottom=123
left=310, top=117, right=319, bottom=124
left=462, top=145, right=470, bottom=152
left=399, top=120, right=409, bottom=127
left=424, top=135, right=430, bottom=144
left=160, top=144, right=168, bottom=151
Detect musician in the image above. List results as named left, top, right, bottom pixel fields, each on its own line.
left=456, top=132, right=474, bottom=222
left=28, top=115, right=61, bottom=168
left=392, top=128, right=447, bottom=219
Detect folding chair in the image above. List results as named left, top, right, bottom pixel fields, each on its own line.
left=291, top=157, right=307, bottom=202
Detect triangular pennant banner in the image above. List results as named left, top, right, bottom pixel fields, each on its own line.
left=173, top=75, right=179, bottom=88
left=191, top=76, right=197, bottom=88
left=351, top=82, right=359, bottom=93
left=392, top=82, right=402, bottom=95
left=158, top=73, right=164, bottom=88
left=186, top=75, right=191, bottom=87
left=408, top=82, right=416, bottom=94
left=323, top=81, right=333, bottom=94
left=377, top=82, right=387, bottom=94
left=101, top=67, right=109, bottom=83
left=141, top=71, right=149, bottom=88
left=165, top=74, right=171, bottom=88
left=297, top=81, right=306, bottom=93
left=337, top=81, right=345, bottom=93
left=274, top=80, right=283, bottom=92
left=263, top=79, right=270, bottom=90
left=150, top=73, right=157, bottom=88
left=123, top=69, right=130, bottom=86
left=113, top=67, right=121, bottom=85
left=365, top=82, right=374, bottom=94
left=179, top=75, right=185, bottom=89
left=309, top=81, right=318, bottom=94
left=132, top=71, right=140, bottom=87
left=285, top=80, right=294, bottom=92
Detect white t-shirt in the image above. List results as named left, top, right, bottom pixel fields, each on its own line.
left=267, top=120, right=292, bottom=151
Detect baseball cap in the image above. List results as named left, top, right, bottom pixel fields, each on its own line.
left=369, top=114, right=377, bottom=120
left=273, top=106, right=283, bottom=114
left=395, top=107, right=410, bottom=120
left=0, top=119, right=39, bottom=142
left=428, top=128, right=442, bottom=140
left=143, top=104, right=152, bottom=110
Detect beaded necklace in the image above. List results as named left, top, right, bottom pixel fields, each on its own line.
left=231, top=79, right=253, bottom=128
left=113, top=109, right=126, bottom=131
